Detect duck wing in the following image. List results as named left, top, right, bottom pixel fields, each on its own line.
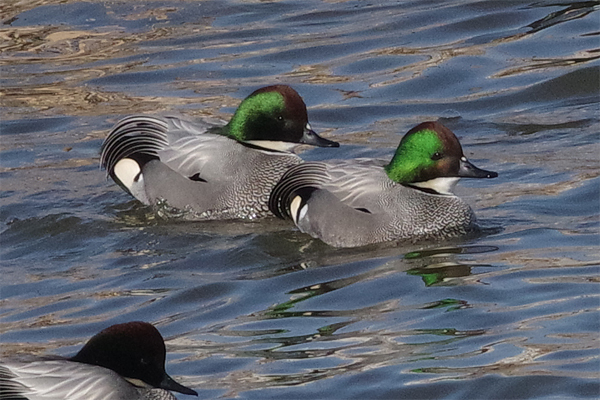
left=0, top=357, right=151, bottom=400
left=100, top=115, right=228, bottom=181
left=269, top=158, right=388, bottom=219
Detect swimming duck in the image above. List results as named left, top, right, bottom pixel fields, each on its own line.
left=100, top=85, right=339, bottom=220
left=0, top=321, right=197, bottom=400
left=269, top=121, right=498, bottom=248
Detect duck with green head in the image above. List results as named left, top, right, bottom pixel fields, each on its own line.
left=269, top=121, right=498, bottom=247
left=101, top=85, right=339, bottom=220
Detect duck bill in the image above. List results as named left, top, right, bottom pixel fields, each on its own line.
left=458, top=157, right=498, bottom=179
left=299, top=124, right=339, bottom=147
left=160, top=373, right=198, bottom=396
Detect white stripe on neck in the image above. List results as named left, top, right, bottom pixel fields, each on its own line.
left=412, top=177, right=460, bottom=195
left=245, top=140, right=298, bottom=152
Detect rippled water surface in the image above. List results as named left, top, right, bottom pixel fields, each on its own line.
left=1, top=1, right=599, bottom=398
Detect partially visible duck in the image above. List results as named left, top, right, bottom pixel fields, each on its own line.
left=269, top=121, right=498, bottom=248
left=0, top=321, right=197, bottom=400
left=100, top=85, right=339, bottom=220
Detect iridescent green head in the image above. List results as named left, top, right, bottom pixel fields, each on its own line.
left=223, top=85, right=338, bottom=148
left=385, top=122, right=497, bottom=192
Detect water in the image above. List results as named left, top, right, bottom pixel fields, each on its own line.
left=1, top=0, right=599, bottom=398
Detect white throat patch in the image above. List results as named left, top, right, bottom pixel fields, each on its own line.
left=245, top=140, right=298, bottom=152
left=412, top=177, right=460, bottom=195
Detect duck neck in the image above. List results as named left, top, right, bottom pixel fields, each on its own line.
left=224, top=115, right=247, bottom=142
left=385, top=161, right=418, bottom=183
left=384, top=152, right=431, bottom=184
left=408, top=177, right=460, bottom=195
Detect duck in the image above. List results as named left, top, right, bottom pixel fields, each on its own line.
left=0, top=321, right=197, bottom=400
left=100, top=85, right=339, bottom=220
left=269, top=121, right=498, bottom=248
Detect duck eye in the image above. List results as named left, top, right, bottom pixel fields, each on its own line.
left=277, top=115, right=284, bottom=121
left=431, top=152, right=443, bottom=161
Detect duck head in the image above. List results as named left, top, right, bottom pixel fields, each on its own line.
left=70, top=321, right=197, bottom=396
left=384, top=121, right=498, bottom=195
left=224, top=85, right=339, bottom=150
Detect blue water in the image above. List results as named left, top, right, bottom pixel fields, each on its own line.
left=1, top=1, right=599, bottom=399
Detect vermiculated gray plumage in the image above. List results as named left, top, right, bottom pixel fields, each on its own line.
left=269, top=159, right=479, bottom=248
left=101, top=115, right=304, bottom=220
left=0, top=357, right=179, bottom=400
